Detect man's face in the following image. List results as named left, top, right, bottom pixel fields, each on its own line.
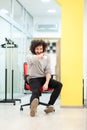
left=35, top=45, right=43, bottom=55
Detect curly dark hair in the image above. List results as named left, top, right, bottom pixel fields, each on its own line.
left=30, top=40, right=48, bottom=54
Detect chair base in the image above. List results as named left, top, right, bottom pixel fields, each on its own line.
left=20, top=102, right=48, bottom=111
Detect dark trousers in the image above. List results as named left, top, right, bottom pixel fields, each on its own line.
left=29, top=77, right=63, bottom=106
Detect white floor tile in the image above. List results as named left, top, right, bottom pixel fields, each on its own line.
left=0, top=94, right=87, bottom=130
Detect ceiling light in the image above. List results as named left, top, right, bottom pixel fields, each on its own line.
left=41, top=0, right=50, bottom=2
left=0, top=9, right=9, bottom=14
left=48, top=9, right=56, bottom=13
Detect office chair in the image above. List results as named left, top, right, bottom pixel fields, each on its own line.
left=20, top=62, right=54, bottom=111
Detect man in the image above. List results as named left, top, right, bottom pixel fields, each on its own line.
left=26, top=40, right=62, bottom=117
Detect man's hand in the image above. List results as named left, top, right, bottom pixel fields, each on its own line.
left=38, top=53, right=45, bottom=59
left=42, top=73, right=51, bottom=91
left=42, top=82, right=48, bottom=91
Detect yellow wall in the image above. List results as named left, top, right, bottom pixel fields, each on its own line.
left=56, top=0, right=83, bottom=106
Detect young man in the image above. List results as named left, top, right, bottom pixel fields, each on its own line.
left=26, top=40, right=62, bottom=117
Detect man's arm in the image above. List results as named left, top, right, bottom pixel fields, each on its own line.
left=26, top=53, right=45, bottom=65
left=43, top=73, right=51, bottom=91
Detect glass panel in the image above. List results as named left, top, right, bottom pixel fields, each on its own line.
left=12, top=27, right=27, bottom=97
left=0, top=0, right=11, bottom=17
left=0, top=17, right=11, bottom=99
left=0, top=0, right=33, bottom=99
left=13, top=0, right=23, bottom=26
left=23, top=11, right=33, bottom=34
left=29, top=16, right=33, bottom=35
left=26, top=12, right=33, bottom=33
left=23, top=9, right=26, bottom=28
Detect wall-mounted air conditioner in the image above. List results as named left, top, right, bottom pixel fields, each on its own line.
left=35, top=24, right=58, bottom=31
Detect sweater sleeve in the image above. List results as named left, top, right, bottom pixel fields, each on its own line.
left=44, top=55, right=52, bottom=74
left=26, top=54, right=37, bottom=65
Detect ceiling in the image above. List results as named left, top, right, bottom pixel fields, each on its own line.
left=18, top=0, right=61, bottom=17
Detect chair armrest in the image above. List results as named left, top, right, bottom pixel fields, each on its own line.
left=24, top=75, right=29, bottom=84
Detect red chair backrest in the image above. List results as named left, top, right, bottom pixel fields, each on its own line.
left=24, top=62, right=28, bottom=75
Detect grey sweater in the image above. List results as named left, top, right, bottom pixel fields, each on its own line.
left=26, top=53, right=52, bottom=79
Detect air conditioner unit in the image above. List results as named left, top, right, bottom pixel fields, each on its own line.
left=36, top=24, right=58, bottom=31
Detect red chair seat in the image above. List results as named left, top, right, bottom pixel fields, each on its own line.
left=25, top=83, right=53, bottom=92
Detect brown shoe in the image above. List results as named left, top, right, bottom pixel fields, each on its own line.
left=44, top=106, right=55, bottom=114
left=30, top=98, right=39, bottom=117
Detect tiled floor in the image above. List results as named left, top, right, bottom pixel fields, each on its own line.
left=0, top=93, right=87, bottom=130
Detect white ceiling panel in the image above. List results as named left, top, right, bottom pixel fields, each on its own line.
left=18, top=0, right=61, bottom=17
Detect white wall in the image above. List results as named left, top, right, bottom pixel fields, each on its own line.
left=84, top=0, right=87, bottom=99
